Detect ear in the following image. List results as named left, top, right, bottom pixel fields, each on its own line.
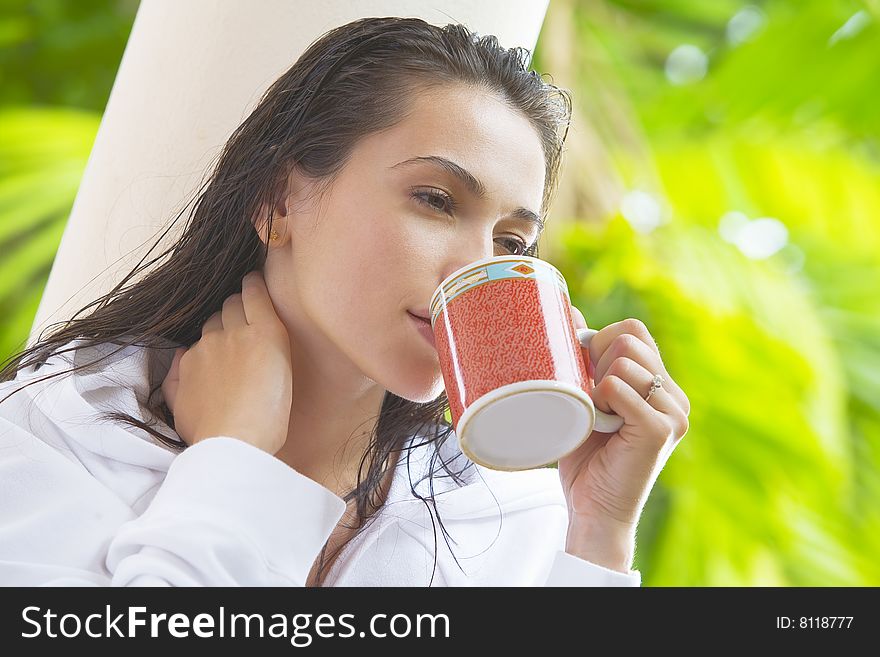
left=252, top=165, right=317, bottom=246
left=252, top=169, right=296, bottom=246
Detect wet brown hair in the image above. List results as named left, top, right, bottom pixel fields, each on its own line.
left=0, top=16, right=572, bottom=586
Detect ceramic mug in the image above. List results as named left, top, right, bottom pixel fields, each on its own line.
left=429, top=255, right=624, bottom=471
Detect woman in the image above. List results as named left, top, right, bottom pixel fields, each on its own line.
left=0, top=17, right=689, bottom=586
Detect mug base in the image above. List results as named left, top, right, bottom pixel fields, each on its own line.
left=456, top=380, right=596, bottom=471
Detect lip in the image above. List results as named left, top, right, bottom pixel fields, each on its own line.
left=407, top=311, right=436, bottom=349
left=410, top=307, right=431, bottom=321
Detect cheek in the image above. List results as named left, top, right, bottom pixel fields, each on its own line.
left=300, top=188, right=429, bottom=332
left=316, top=220, right=411, bottom=325
left=338, top=203, right=426, bottom=282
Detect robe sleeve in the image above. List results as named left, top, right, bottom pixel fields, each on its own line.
left=543, top=549, right=642, bottom=587
left=0, top=424, right=347, bottom=586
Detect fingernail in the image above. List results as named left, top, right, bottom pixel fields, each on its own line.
left=577, top=327, right=596, bottom=347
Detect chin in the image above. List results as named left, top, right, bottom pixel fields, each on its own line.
left=353, top=325, right=445, bottom=403
left=380, top=361, right=446, bottom=405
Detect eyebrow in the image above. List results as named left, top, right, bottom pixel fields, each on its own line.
left=389, top=155, right=545, bottom=237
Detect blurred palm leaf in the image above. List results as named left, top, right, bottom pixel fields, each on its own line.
left=0, top=107, right=99, bottom=358
left=535, top=0, right=880, bottom=585
left=553, top=130, right=880, bottom=587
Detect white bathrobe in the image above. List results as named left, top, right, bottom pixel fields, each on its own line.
left=0, top=338, right=641, bottom=587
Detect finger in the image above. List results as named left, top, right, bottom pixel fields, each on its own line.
left=569, top=302, right=589, bottom=331
left=161, top=347, right=185, bottom=414
left=240, top=270, right=278, bottom=326
left=201, top=309, right=223, bottom=337
left=592, top=332, right=688, bottom=412
left=586, top=318, right=659, bottom=368
left=167, top=346, right=185, bottom=381
left=569, top=304, right=597, bottom=378
left=597, top=355, right=680, bottom=418
left=162, top=378, right=178, bottom=415
left=222, top=292, right=248, bottom=328
left=590, top=374, right=678, bottom=447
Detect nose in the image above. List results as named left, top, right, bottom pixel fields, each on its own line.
left=437, top=232, right=505, bottom=284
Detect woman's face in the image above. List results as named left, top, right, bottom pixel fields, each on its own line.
left=265, top=84, right=547, bottom=404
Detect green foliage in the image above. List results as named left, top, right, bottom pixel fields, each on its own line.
left=539, top=0, right=880, bottom=584
left=0, top=0, right=137, bottom=111
left=0, top=107, right=99, bottom=359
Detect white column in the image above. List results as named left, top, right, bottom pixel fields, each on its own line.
left=29, top=0, right=550, bottom=345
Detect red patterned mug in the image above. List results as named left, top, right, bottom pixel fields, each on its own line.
left=429, top=255, right=624, bottom=471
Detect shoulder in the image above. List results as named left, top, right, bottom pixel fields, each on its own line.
left=3, top=334, right=179, bottom=396
left=0, top=335, right=182, bottom=471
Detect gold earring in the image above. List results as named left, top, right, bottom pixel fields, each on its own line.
left=270, top=229, right=279, bottom=242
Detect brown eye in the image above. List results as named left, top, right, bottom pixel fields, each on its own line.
left=497, top=236, right=529, bottom=255
left=411, top=189, right=458, bottom=215
left=412, top=189, right=530, bottom=255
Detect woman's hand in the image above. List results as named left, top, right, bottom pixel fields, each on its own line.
left=556, top=304, right=691, bottom=571
left=161, top=270, right=293, bottom=456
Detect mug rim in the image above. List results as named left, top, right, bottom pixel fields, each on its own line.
left=429, top=255, right=564, bottom=312
left=456, top=379, right=597, bottom=471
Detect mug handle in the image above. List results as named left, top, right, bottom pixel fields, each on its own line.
left=576, top=328, right=625, bottom=434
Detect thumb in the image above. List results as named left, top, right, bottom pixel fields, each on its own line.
left=569, top=303, right=595, bottom=379
left=570, top=303, right=589, bottom=331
